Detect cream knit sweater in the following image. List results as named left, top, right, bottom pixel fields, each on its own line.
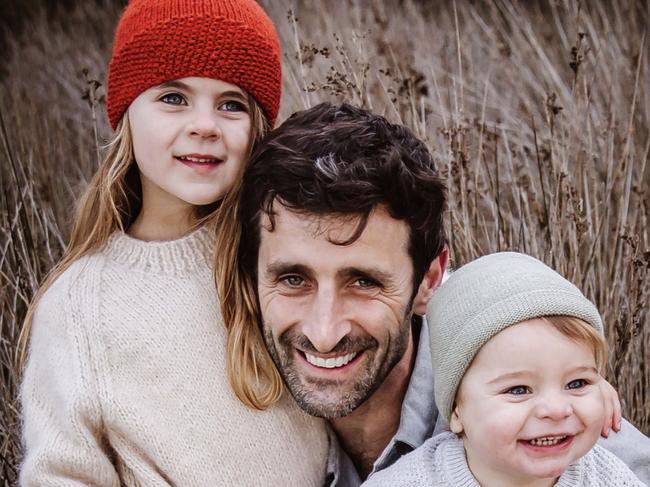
left=20, top=227, right=328, bottom=486
left=362, top=432, right=645, bottom=486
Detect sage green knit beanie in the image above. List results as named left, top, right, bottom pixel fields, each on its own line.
left=427, top=251, right=603, bottom=422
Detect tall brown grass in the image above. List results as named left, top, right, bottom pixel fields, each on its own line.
left=1, top=0, right=647, bottom=483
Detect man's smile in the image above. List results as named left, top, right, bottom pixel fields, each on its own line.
left=304, top=351, right=358, bottom=368
left=294, top=348, right=367, bottom=377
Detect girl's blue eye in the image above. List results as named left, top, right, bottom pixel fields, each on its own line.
left=221, top=100, right=247, bottom=112
left=507, top=385, right=531, bottom=395
left=160, top=93, right=186, bottom=105
left=566, top=379, right=588, bottom=390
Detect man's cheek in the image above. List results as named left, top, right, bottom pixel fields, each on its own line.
left=261, top=300, right=291, bottom=339
left=361, top=305, right=404, bottom=337
left=257, top=285, right=281, bottom=316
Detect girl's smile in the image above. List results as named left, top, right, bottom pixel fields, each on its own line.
left=175, top=153, right=224, bottom=173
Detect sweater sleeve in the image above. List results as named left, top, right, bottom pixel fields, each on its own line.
left=598, top=419, right=650, bottom=486
left=19, top=264, right=120, bottom=487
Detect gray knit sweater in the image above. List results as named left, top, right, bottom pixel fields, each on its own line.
left=362, top=432, right=645, bottom=486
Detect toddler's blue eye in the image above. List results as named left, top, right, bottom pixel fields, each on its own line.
left=566, top=379, right=587, bottom=390
left=507, top=385, right=530, bottom=395
left=160, top=93, right=185, bottom=105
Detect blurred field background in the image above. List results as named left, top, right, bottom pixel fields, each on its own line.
left=0, top=0, right=648, bottom=483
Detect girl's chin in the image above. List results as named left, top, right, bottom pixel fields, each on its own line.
left=179, top=194, right=224, bottom=207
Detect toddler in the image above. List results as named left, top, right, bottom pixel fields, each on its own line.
left=364, top=252, right=644, bottom=486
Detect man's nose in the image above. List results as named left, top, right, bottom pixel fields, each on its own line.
left=302, top=289, right=351, bottom=353
left=534, top=391, right=574, bottom=420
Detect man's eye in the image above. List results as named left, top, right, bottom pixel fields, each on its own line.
left=282, top=275, right=304, bottom=287
left=566, top=379, right=588, bottom=390
left=220, top=100, right=247, bottom=112
left=355, top=278, right=378, bottom=289
left=160, top=93, right=186, bottom=105
left=506, top=385, right=531, bottom=395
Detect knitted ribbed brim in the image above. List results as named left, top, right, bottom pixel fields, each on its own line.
left=427, top=252, right=603, bottom=422
left=107, top=0, right=281, bottom=129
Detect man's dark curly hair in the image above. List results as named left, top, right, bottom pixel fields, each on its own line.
left=239, top=102, right=447, bottom=293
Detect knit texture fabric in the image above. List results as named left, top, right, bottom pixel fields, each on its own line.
left=20, top=227, right=327, bottom=486
left=107, top=0, right=281, bottom=129
left=427, top=251, right=604, bottom=422
left=362, top=432, right=646, bottom=486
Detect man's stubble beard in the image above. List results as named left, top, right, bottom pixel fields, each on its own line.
left=263, top=314, right=412, bottom=419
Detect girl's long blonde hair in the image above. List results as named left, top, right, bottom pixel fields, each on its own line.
left=17, top=94, right=268, bottom=370
left=214, top=183, right=284, bottom=410
left=213, top=101, right=284, bottom=411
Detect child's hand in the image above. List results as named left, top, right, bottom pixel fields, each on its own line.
left=598, top=378, right=622, bottom=437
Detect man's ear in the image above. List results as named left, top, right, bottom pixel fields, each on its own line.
left=413, top=246, right=449, bottom=315
left=449, top=405, right=464, bottom=434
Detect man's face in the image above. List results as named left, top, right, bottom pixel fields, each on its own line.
left=257, top=204, right=417, bottom=418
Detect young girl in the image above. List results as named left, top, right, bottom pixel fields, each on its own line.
left=364, top=252, right=644, bottom=486
left=18, top=1, right=328, bottom=485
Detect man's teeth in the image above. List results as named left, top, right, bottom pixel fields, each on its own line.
left=178, top=156, right=219, bottom=163
left=528, top=435, right=567, bottom=446
left=305, top=352, right=358, bottom=369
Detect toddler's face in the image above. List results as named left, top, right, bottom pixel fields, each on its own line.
left=449, top=318, right=605, bottom=485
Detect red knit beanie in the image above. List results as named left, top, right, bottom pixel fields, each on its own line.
left=107, top=0, right=281, bottom=130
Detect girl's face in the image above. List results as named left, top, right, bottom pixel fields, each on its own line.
left=128, top=77, right=252, bottom=215
left=449, top=319, right=605, bottom=487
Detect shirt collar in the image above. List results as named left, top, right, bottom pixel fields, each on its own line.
left=377, top=315, right=439, bottom=459
left=325, top=316, right=444, bottom=486
left=325, top=427, right=362, bottom=487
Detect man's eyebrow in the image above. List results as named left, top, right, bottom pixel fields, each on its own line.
left=264, top=262, right=313, bottom=278
left=337, top=267, right=393, bottom=284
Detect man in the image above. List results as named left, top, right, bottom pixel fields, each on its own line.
left=235, top=102, right=650, bottom=486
